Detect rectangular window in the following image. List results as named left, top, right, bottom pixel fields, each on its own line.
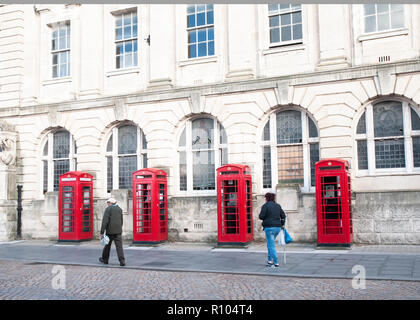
left=187, top=4, right=214, bottom=58
left=373, top=102, right=403, bottom=138
left=263, top=146, right=272, bottom=188
left=179, top=151, right=187, bottom=191
left=115, top=10, right=138, bottom=69
left=51, top=22, right=70, bottom=78
left=413, top=137, right=420, bottom=168
left=43, top=160, right=48, bottom=194
left=53, top=131, right=70, bottom=159
left=276, top=110, right=302, bottom=144
left=357, top=140, right=368, bottom=170
left=268, top=4, right=302, bottom=45
left=52, top=130, right=70, bottom=191
left=309, top=143, right=319, bottom=187
left=277, top=145, right=304, bottom=185
left=119, top=156, right=137, bottom=189
left=142, top=155, right=148, bottom=169
left=364, top=4, right=404, bottom=33
left=54, top=159, right=69, bottom=191
left=118, top=125, right=137, bottom=154
left=375, top=139, right=405, bottom=168
left=219, top=122, right=227, bottom=144
left=193, top=150, right=215, bottom=190
left=192, top=118, right=214, bottom=149
left=220, top=148, right=228, bottom=166
left=107, top=156, right=113, bottom=193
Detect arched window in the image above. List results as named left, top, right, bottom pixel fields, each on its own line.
left=177, top=117, right=227, bottom=192
left=105, top=123, right=147, bottom=192
left=355, top=100, right=420, bottom=172
left=261, top=109, right=319, bottom=191
left=41, top=129, right=77, bottom=193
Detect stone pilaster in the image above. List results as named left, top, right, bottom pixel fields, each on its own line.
left=225, top=4, right=255, bottom=81
left=316, top=4, right=351, bottom=70
left=0, top=123, right=17, bottom=241
left=147, top=4, right=175, bottom=90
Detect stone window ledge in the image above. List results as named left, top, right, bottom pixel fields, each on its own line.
left=358, top=28, right=409, bottom=42
left=178, top=56, right=218, bottom=67
left=355, top=170, right=420, bottom=178
left=106, top=67, right=140, bottom=78
left=42, top=77, right=72, bottom=86
left=263, top=42, right=305, bottom=56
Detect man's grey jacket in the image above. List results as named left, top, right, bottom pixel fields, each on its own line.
left=100, top=205, right=123, bottom=235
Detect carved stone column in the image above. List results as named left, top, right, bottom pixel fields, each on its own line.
left=0, top=121, right=17, bottom=241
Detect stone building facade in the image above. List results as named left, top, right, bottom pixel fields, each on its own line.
left=0, top=4, right=419, bottom=244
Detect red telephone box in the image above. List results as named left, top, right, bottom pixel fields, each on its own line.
left=217, top=164, right=253, bottom=245
left=132, top=168, right=168, bottom=244
left=58, top=171, right=93, bottom=242
left=315, top=159, right=353, bottom=247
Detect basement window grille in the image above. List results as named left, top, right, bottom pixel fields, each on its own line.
left=378, top=55, right=390, bottom=63
left=194, top=223, right=203, bottom=230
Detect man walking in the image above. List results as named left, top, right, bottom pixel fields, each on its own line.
left=99, top=198, right=126, bottom=266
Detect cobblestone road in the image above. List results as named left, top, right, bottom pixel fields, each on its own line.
left=0, top=260, right=419, bottom=300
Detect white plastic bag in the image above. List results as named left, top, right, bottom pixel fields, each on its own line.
left=277, top=229, right=287, bottom=264
left=101, top=233, right=109, bottom=246
left=278, top=229, right=286, bottom=246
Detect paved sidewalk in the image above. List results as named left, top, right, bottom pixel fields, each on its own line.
left=0, top=240, right=420, bottom=281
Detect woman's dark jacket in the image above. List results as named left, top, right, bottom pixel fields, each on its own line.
left=258, top=201, right=286, bottom=229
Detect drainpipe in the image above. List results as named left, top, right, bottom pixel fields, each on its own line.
left=17, top=185, right=22, bottom=239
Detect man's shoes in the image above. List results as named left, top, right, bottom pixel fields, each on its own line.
left=266, top=261, right=274, bottom=266
left=120, top=262, right=126, bottom=266
left=99, top=257, right=108, bottom=264
left=274, top=263, right=279, bottom=267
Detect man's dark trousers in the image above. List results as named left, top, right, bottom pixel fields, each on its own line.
left=101, top=234, right=125, bottom=264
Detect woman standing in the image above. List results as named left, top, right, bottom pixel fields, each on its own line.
left=259, top=192, right=286, bottom=267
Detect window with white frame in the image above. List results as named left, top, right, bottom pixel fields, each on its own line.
left=268, top=4, right=302, bottom=45
left=114, top=10, right=138, bottom=69
left=187, top=4, right=215, bottom=58
left=178, top=117, right=227, bottom=192
left=51, top=22, right=70, bottom=78
left=105, top=123, right=147, bottom=192
left=363, top=4, right=404, bottom=33
left=261, top=109, right=319, bottom=191
left=42, top=129, right=77, bottom=193
left=355, top=100, right=420, bottom=173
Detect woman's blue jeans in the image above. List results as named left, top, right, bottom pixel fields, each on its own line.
left=264, top=227, right=281, bottom=264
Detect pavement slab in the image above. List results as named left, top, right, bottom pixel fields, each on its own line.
left=0, top=240, right=419, bottom=282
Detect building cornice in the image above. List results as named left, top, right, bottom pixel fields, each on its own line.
left=1, top=59, right=420, bottom=118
